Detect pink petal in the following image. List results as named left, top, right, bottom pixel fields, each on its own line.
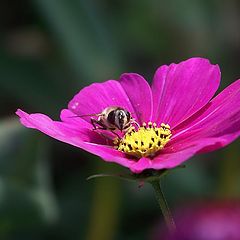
left=16, top=109, right=105, bottom=144
left=60, top=108, right=116, bottom=140
left=68, top=77, right=151, bottom=124
left=60, top=108, right=92, bottom=126
left=119, top=73, right=153, bottom=123
left=132, top=77, right=240, bottom=172
left=171, top=79, right=240, bottom=152
left=129, top=157, right=155, bottom=173
left=78, top=143, right=135, bottom=169
left=130, top=137, right=223, bottom=172
left=68, top=80, right=135, bottom=119
left=152, top=58, right=221, bottom=128
left=60, top=108, right=91, bottom=127
left=16, top=109, right=136, bottom=169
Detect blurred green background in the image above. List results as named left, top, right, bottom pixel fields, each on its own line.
left=1, top=0, right=240, bottom=239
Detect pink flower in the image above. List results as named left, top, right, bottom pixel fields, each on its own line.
left=16, top=58, right=240, bottom=173
left=152, top=201, right=240, bottom=240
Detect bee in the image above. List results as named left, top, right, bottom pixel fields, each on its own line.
left=81, top=106, right=139, bottom=136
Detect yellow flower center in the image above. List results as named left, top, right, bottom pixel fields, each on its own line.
left=114, top=122, right=172, bottom=158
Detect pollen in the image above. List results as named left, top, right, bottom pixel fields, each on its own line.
left=114, top=122, right=172, bottom=158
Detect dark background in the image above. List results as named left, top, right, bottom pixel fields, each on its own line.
left=0, top=0, right=240, bottom=239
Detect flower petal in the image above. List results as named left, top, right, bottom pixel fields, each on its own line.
left=16, top=109, right=136, bottom=169
left=131, top=79, right=240, bottom=172
left=78, top=143, right=135, bottom=169
left=119, top=73, right=153, bottom=123
left=16, top=109, right=105, bottom=144
left=129, top=157, right=155, bottom=173
left=68, top=74, right=153, bottom=124
left=60, top=108, right=92, bottom=127
left=172, top=79, right=240, bottom=152
left=130, top=137, right=223, bottom=173
left=60, top=108, right=117, bottom=140
left=152, top=58, right=221, bottom=128
left=68, top=79, right=140, bottom=122
left=68, top=74, right=152, bottom=122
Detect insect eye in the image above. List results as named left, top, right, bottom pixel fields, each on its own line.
left=117, top=110, right=126, bottom=120
left=107, top=110, right=116, bottom=124
left=125, top=111, right=130, bottom=121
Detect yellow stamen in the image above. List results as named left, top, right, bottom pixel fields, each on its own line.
left=114, top=122, right=172, bottom=158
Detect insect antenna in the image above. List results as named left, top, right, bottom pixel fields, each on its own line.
left=67, top=113, right=104, bottom=118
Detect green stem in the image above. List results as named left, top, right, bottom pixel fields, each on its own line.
left=150, top=180, right=176, bottom=233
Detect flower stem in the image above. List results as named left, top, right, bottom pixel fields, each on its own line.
left=150, top=180, right=176, bottom=233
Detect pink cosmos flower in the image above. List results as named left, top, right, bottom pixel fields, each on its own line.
left=16, top=58, right=240, bottom=173
left=152, top=201, right=240, bottom=240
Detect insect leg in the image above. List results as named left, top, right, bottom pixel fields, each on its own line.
left=110, top=130, right=121, bottom=139
left=91, top=118, right=121, bottom=139
left=131, top=118, right=140, bottom=128
left=91, top=118, right=107, bottom=130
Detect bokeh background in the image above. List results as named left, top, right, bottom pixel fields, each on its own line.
left=1, top=0, right=240, bottom=239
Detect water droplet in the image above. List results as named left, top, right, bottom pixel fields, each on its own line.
left=71, top=102, right=79, bottom=109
